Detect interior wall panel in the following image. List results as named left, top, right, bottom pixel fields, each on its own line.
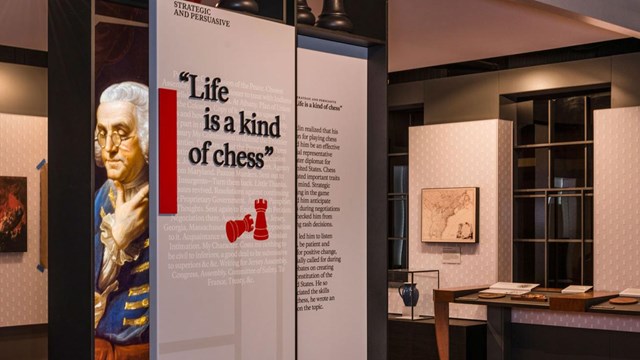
left=408, top=119, right=511, bottom=321
left=612, top=52, right=640, bottom=108
left=0, top=114, right=48, bottom=327
left=0, top=63, right=47, bottom=117
left=498, top=57, right=610, bottom=95
left=388, top=81, right=424, bottom=109
left=423, top=72, right=499, bottom=124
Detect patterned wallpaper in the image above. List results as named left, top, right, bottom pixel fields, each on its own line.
left=0, top=113, right=48, bottom=326
left=512, top=106, right=640, bottom=332
left=511, top=309, right=640, bottom=332
left=593, top=106, right=640, bottom=290
left=407, top=119, right=512, bottom=320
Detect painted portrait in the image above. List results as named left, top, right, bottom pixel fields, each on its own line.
left=0, top=176, right=27, bottom=252
left=94, top=1, right=149, bottom=359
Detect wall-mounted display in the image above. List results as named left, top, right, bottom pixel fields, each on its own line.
left=0, top=176, right=27, bottom=252
left=93, top=82, right=150, bottom=359
left=421, top=187, right=478, bottom=243
left=93, top=2, right=150, bottom=358
left=296, top=39, right=367, bottom=359
left=154, top=2, right=295, bottom=358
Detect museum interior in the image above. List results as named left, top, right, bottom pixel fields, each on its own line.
left=1, top=0, right=640, bottom=359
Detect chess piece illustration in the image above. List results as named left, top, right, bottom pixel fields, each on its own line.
left=226, top=214, right=254, bottom=243
left=253, top=199, right=269, bottom=240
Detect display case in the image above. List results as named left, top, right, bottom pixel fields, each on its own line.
left=388, top=269, right=439, bottom=320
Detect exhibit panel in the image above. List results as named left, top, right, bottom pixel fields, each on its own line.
left=408, top=119, right=512, bottom=321
left=296, top=36, right=368, bottom=359
left=151, top=2, right=295, bottom=359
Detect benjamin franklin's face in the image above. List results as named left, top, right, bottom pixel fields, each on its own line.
left=96, top=101, right=146, bottom=184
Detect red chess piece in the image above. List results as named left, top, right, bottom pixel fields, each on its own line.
left=253, top=199, right=269, bottom=240
left=226, top=214, right=254, bottom=243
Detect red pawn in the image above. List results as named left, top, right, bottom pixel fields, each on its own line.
left=253, top=199, right=269, bottom=240
left=226, top=214, right=254, bottom=243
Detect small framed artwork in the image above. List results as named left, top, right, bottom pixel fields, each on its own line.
left=0, top=176, right=28, bottom=252
left=421, top=187, right=478, bottom=243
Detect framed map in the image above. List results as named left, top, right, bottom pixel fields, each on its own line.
left=421, top=187, right=478, bottom=243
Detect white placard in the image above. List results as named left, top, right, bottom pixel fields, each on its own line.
left=296, top=38, right=368, bottom=360
left=561, top=285, right=592, bottom=294
left=480, top=282, right=540, bottom=295
left=153, top=2, right=295, bottom=359
left=442, top=246, right=461, bottom=264
left=619, top=288, right=640, bottom=298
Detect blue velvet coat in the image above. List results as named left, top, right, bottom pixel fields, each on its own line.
left=94, top=180, right=150, bottom=345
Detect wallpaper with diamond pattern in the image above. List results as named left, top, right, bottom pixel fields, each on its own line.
left=593, top=106, right=640, bottom=290
left=512, top=106, right=640, bottom=332
left=407, top=119, right=512, bottom=320
left=0, top=113, right=48, bottom=326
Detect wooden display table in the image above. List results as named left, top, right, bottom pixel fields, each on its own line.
left=433, top=286, right=619, bottom=360
left=589, top=297, right=640, bottom=316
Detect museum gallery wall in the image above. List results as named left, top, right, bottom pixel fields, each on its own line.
left=0, top=113, right=48, bottom=327
left=512, top=105, right=640, bottom=332
left=400, top=53, right=640, bottom=332
left=406, top=119, right=512, bottom=320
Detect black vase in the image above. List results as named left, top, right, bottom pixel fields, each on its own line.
left=217, top=0, right=259, bottom=14
left=315, top=0, right=353, bottom=33
left=297, top=0, right=316, bottom=25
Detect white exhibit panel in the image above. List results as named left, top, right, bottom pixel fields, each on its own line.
left=152, top=2, right=295, bottom=359
left=512, top=106, right=640, bottom=332
left=296, top=37, right=368, bottom=359
left=408, top=119, right=512, bottom=321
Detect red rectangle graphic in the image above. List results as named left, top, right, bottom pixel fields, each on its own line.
left=159, top=88, right=178, bottom=214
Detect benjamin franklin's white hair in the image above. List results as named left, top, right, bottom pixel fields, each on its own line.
left=94, top=81, right=149, bottom=167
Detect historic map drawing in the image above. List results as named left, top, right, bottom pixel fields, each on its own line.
left=421, top=187, right=477, bottom=243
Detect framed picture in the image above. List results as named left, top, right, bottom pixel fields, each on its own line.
left=421, top=187, right=478, bottom=243
left=0, top=176, right=27, bottom=252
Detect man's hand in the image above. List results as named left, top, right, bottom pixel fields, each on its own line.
left=110, top=181, right=149, bottom=250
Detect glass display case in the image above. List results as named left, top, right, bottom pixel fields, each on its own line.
left=388, top=269, right=439, bottom=320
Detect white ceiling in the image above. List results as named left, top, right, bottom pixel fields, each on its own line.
left=388, top=0, right=626, bottom=72
left=0, top=0, right=632, bottom=74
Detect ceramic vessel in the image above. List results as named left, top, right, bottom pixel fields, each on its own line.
left=398, top=282, right=419, bottom=307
